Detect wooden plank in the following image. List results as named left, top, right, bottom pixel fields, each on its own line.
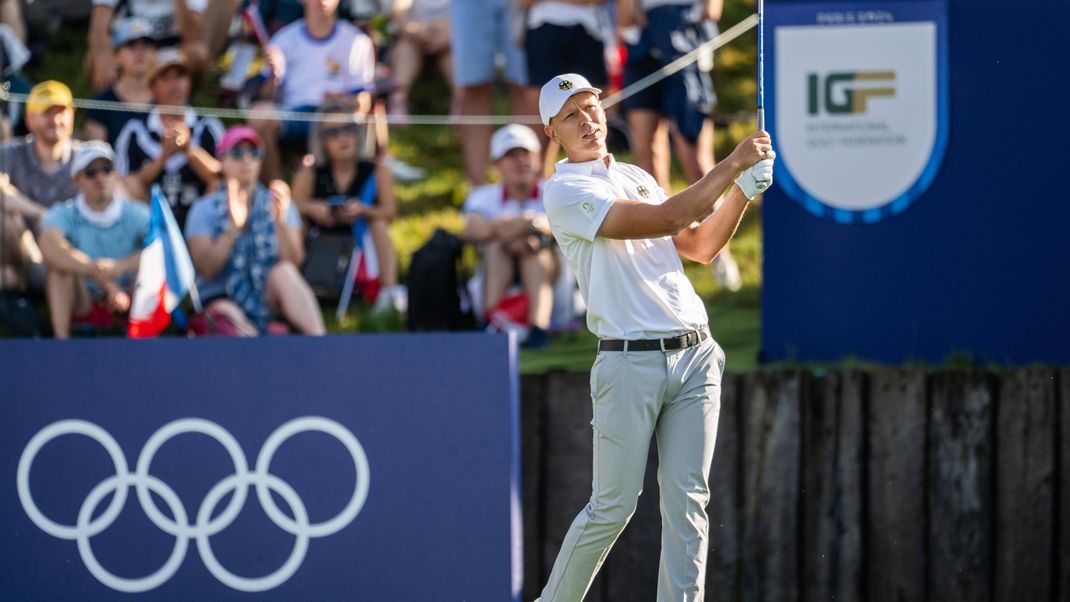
left=540, top=371, right=607, bottom=601
left=928, top=372, right=994, bottom=602
left=519, top=374, right=546, bottom=602
left=866, top=369, right=926, bottom=602
left=740, top=371, right=803, bottom=602
left=1059, top=368, right=1070, bottom=602
left=801, top=371, right=864, bottom=602
left=707, top=373, right=741, bottom=602
left=994, top=369, right=1055, bottom=602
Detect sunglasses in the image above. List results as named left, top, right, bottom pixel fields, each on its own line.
left=223, top=148, right=263, bottom=161
left=82, top=163, right=115, bottom=178
left=322, top=123, right=360, bottom=139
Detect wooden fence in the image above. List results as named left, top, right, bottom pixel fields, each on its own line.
left=518, top=369, right=1069, bottom=601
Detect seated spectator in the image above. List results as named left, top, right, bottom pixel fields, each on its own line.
left=462, top=124, right=558, bottom=348
left=0, top=81, right=84, bottom=291
left=292, top=102, right=404, bottom=312
left=249, top=0, right=376, bottom=181
left=37, top=142, right=149, bottom=339
left=88, top=0, right=210, bottom=92
left=85, top=18, right=158, bottom=147
left=387, top=0, right=452, bottom=121
left=185, top=126, right=326, bottom=335
left=114, top=47, right=224, bottom=229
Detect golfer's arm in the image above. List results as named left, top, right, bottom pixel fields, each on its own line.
left=673, top=184, right=750, bottom=264
left=596, top=157, right=742, bottom=240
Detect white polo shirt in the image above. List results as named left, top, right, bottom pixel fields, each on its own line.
left=543, top=155, right=708, bottom=339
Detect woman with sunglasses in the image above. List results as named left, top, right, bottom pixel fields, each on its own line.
left=292, top=104, right=404, bottom=313
left=185, top=125, right=326, bottom=335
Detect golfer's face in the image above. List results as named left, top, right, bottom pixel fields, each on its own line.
left=549, top=92, right=606, bottom=161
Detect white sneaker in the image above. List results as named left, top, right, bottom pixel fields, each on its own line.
left=713, top=251, right=743, bottom=292
left=389, top=285, right=408, bottom=314
left=372, top=289, right=394, bottom=313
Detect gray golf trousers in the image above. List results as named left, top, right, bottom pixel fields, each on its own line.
left=538, top=334, right=725, bottom=602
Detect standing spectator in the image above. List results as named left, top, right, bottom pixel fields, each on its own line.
left=249, top=0, right=376, bottom=182
left=88, top=0, right=210, bottom=92
left=85, top=18, right=158, bottom=147
left=185, top=126, right=326, bottom=335
left=462, top=124, right=558, bottom=347
left=387, top=0, right=452, bottom=122
left=0, top=81, right=85, bottom=292
left=292, top=104, right=404, bottom=312
left=37, top=142, right=149, bottom=339
left=114, top=48, right=224, bottom=229
left=522, top=0, right=609, bottom=171
left=450, top=0, right=534, bottom=185
left=0, top=0, right=30, bottom=140
left=618, top=0, right=741, bottom=290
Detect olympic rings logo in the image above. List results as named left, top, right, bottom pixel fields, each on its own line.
left=16, top=416, right=370, bottom=593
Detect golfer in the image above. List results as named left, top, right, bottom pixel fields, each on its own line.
left=534, top=73, right=774, bottom=602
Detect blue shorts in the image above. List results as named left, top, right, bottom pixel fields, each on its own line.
left=450, top=0, right=527, bottom=86
left=622, top=4, right=717, bottom=144
left=279, top=104, right=318, bottom=145
left=525, top=24, right=607, bottom=89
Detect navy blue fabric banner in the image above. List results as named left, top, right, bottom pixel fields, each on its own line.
left=0, top=334, right=521, bottom=600
left=762, top=0, right=1070, bottom=364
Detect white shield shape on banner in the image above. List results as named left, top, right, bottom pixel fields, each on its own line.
left=773, top=11, right=949, bottom=224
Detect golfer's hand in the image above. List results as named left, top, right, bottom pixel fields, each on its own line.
left=735, top=151, right=776, bottom=200
left=727, top=130, right=773, bottom=173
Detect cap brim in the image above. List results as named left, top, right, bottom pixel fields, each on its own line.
left=545, top=86, right=603, bottom=124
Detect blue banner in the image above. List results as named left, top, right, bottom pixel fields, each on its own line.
left=761, top=0, right=1070, bottom=364
left=0, top=334, right=521, bottom=600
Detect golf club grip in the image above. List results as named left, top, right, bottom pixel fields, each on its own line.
left=757, top=106, right=765, bottom=133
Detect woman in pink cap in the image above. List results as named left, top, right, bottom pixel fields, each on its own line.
left=184, top=125, right=326, bottom=335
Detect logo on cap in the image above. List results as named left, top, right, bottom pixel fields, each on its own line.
left=559, top=80, right=574, bottom=91
left=637, top=186, right=650, bottom=199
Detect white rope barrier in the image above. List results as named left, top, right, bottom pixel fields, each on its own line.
left=0, top=14, right=757, bottom=126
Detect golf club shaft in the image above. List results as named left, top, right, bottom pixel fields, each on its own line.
left=757, top=0, right=765, bottom=132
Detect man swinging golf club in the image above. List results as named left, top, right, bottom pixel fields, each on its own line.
left=534, top=73, right=774, bottom=601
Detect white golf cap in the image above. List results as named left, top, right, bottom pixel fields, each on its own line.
left=539, top=73, right=602, bottom=125
left=70, top=141, right=116, bottom=176
left=490, top=124, right=542, bottom=161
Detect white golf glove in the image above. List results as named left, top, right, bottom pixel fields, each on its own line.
left=735, top=150, right=776, bottom=200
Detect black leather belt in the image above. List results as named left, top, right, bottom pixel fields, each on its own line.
left=598, top=328, right=709, bottom=352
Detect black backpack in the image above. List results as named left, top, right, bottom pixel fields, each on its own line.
left=406, top=229, right=474, bottom=331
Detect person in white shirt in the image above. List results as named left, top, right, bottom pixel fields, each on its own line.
left=534, top=73, right=773, bottom=601
left=249, top=0, right=376, bottom=181
left=463, top=124, right=558, bottom=347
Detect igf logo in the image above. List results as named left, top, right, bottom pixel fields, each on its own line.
left=807, top=71, right=896, bottom=115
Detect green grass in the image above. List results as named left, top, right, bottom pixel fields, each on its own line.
left=20, top=2, right=767, bottom=373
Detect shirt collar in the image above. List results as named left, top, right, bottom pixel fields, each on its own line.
left=554, top=154, right=616, bottom=176
left=147, top=107, right=197, bottom=135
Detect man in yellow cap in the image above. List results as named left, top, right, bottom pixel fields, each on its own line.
left=0, top=80, right=85, bottom=293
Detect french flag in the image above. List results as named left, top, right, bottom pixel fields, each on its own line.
left=128, top=186, right=200, bottom=338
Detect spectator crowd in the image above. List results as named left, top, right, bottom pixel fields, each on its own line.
left=0, top=0, right=742, bottom=348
